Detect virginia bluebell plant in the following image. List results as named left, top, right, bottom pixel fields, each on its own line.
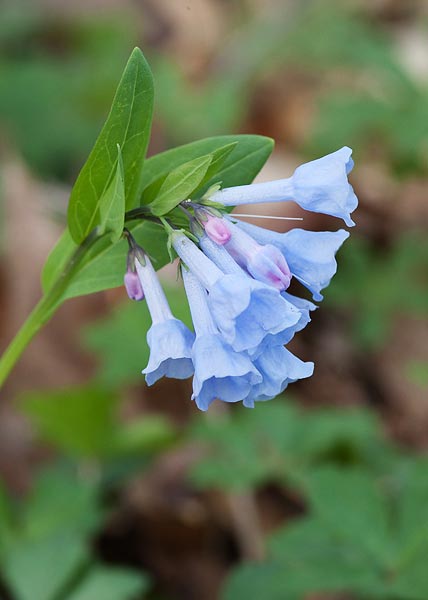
left=0, top=50, right=357, bottom=403
left=125, top=147, right=358, bottom=411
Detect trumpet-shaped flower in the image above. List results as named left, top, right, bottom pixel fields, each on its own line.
left=182, top=267, right=261, bottom=411
left=234, top=220, right=349, bottom=301
left=135, top=257, right=194, bottom=385
left=173, top=231, right=300, bottom=352
left=244, top=345, right=314, bottom=408
left=209, top=147, right=357, bottom=227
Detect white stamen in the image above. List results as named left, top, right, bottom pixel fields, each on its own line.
left=231, top=213, right=303, bottom=221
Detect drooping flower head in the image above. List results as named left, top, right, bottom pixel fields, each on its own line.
left=122, top=145, right=358, bottom=411
left=171, top=230, right=300, bottom=354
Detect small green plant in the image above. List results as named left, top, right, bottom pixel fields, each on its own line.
left=189, top=400, right=394, bottom=491
left=223, top=459, right=428, bottom=600
left=0, top=466, right=150, bottom=600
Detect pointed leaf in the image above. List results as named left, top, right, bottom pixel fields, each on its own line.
left=67, top=566, right=150, bottom=600
left=98, top=145, right=125, bottom=242
left=67, top=48, right=154, bottom=243
left=21, top=387, right=118, bottom=458
left=304, top=467, right=391, bottom=564
left=142, top=142, right=237, bottom=206
left=195, top=141, right=237, bottom=189
left=149, top=155, right=213, bottom=216
left=140, top=134, right=274, bottom=204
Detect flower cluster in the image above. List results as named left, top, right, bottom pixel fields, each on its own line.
left=124, top=147, right=357, bottom=411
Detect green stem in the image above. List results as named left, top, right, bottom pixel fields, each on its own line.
left=0, top=297, right=52, bottom=387
left=0, top=229, right=100, bottom=389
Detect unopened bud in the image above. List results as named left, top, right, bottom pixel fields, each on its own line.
left=124, top=270, right=144, bottom=301
left=204, top=215, right=231, bottom=245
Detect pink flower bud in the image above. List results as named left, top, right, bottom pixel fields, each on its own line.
left=124, top=271, right=144, bottom=301
left=204, top=215, right=231, bottom=245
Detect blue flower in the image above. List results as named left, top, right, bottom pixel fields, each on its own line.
left=182, top=267, right=262, bottom=411
left=234, top=220, right=349, bottom=301
left=135, top=256, right=194, bottom=385
left=174, top=232, right=300, bottom=353
left=121, top=140, right=359, bottom=411
left=143, top=319, right=195, bottom=385
left=243, top=346, right=314, bottom=408
left=209, top=147, right=357, bottom=227
left=291, top=147, right=357, bottom=227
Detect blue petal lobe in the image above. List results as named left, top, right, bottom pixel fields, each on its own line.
left=143, top=319, right=195, bottom=385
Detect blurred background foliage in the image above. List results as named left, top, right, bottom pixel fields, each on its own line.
left=0, top=0, right=428, bottom=598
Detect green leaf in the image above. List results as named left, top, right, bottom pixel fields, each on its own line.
left=268, top=518, right=382, bottom=596
left=99, top=145, right=125, bottom=242
left=67, top=566, right=150, bottom=600
left=67, top=47, right=154, bottom=243
left=4, top=533, right=89, bottom=600
left=222, top=562, right=297, bottom=600
left=41, top=228, right=76, bottom=294
left=21, top=466, right=101, bottom=541
left=42, top=135, right=272, bottom=304
left=140, top=134, right=274, bottom=203
left=141, top=142, right=237, bottom=206
left=391, top=543, right=428, bottom=600
left=42, top=220, right=169, bottom=303
left=2, top=466, right=101, bottom=600
left=304, top=467, right=391, bottom=564
left=110, top=416, right=176, bottom=456
left=195, top=142, right=237, bottom=189
left=189, top=401, right=389, bottom=492
left=149, top=155, right=212, bottom=216
left=21, top=387, right=119, bottom=458
left=393, top=458, right=428, bottom=560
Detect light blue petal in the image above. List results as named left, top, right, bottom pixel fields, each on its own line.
left=234, top=220, right=349, bottom=301
left=291, top=146, right=358, bottom=227
left=192, top=333, right=261, bottom=411
left=279, top=229, right=349, bottom=301
left=247, top=291, right=317, bottom=357
left=281, top=291, right=317, bottom=333
left=244, top=346, right=314, bottom=407
left=143, top=319, right=195, bottom=385
left=207, top=275, right=300, bottom=352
